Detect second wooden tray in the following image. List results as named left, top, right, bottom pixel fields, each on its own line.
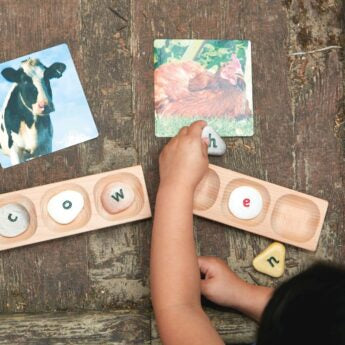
left=193, top=164, right=328, bottom=251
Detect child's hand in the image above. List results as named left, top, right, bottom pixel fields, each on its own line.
left=198, top=256, right=249, bottom=309
left=159, top=121, right=209, bottom=191
left=199, top=256, right=274, bottom=321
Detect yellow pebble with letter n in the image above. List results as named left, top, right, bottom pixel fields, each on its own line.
left=252, top=242, right=286, bottom=278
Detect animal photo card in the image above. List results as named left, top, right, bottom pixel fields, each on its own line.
left=154, top=39, right=253, bottom=137
left=0, top=43, right=98, bottom=168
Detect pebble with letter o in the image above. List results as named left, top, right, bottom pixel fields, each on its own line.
left=47, top=190, right=85, bottom=225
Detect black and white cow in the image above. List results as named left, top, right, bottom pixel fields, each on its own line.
left=0, top=58, right=66, bottom=165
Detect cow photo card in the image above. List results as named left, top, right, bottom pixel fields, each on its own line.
left=154, top=39, right=253, bottom=137
left=0, top=43, right=98, bottom=168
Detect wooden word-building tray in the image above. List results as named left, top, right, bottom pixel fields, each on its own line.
left=0, top=165, right=151, bottom=251
left=193, top=164, right=328, bottom=251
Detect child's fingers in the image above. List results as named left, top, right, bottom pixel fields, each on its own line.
left=198, top=256, right=209, bottom=274
left=201, top=137, right=209, bottom=157
left=198, top=256, right=216, bottom=277
left=202, top=137, right=209, bottom=146
left=177, top=126, right=188, bottom=136
left=200, top=278, right=211, bottom=295
left=187, top=120, right=207, bottom=137
left=162, top=136, right=177, bottom=152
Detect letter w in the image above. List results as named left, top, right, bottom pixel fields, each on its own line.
left=111, top=188, right=124, bottom=202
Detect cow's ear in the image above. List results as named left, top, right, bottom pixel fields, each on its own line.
left=45, top=63, right=66, bottom=79
left=1, top=68, right=21, bottom=82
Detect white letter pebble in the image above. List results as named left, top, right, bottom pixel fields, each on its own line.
left=101, top=182, right=135, bottom=214
left=0, top=203, right=30, bottom=237
left=228, top=186, right=263, bottom=220
left=201, top=126, right=226, bottom=156
left=47, top=190, right=84, bottom=225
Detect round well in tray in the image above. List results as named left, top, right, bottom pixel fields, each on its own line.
left=0, top=195, right=37, bottom=244
left=94, top=173, right=144, bottom=221
left=41, top=184, right=91, bottom=232
left=222, top=178, right=270, bottom=226
left=271, top=194, right=320, bottom=243
left=0, top=203, right=30, bottom=237
left=193, top=168, right=220, bottom=211
left=101, top=182, right=135, bottom=215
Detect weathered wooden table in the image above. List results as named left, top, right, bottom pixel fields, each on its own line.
left=0, top=1, right=343, bottom=344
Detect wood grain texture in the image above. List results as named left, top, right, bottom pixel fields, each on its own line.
left=284, top=0, right=345, bottom=264
left=79, top=0, right=152, bottom=311
left=132, top=0, right=344, bottom=343
left=151, top=308, right=257, bottom=345
left=0, top=310, right=151, bottom=344
left=0, top=0, right=342, bottom=344
left=0, top=0, right=91, bottom=315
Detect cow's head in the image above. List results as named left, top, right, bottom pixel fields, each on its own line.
left=1, top=58, right=66, bottom=116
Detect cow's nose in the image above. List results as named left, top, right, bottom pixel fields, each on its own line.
left=38, top=101, right=47, bottom=109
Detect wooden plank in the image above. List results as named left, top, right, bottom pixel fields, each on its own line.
left=79, top=0, right=152, bottom=311
left=0, top=1, right=83, bottom=190
left=79, top=0, right=134, bottom=174
left=132, top=2, right=291, bottom=342
left=132, top=0, right=236, bottom=296
left=193, top=0, right=295, bottom=270
left=292, top=51, right=344, bottom=261
left=0, top=310, right=151, bottom=345
left=0, top=1, right=342, bottom=344
left=215, top=0, right=298, bottom=290
left=229, top=0, right=344, bottom=289
left=284, top=0, right=345, bottom=263
left=151, top=308, right=257, bottom=345
left=0, top=0, right=91, bottom=314
left=0, top=0, right=147, bottom=314
left=133, top=1, right=344, bottom=343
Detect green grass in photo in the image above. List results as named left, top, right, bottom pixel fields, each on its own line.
left=155, top=116, right=254, bottom=137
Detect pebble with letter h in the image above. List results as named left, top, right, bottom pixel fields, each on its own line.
left=201, top=126, right=226, bottom=156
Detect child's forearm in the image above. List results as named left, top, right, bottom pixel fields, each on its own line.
left=234, top=284, right=274, bottom=322
left=150, top=122, right=224, bottom=345
left=151, top=182, right=201, bottom=311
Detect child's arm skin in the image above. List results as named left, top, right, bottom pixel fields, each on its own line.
left=151, top=121, right=223, bottom=345
left=150, top=121, right=273, bottom=345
